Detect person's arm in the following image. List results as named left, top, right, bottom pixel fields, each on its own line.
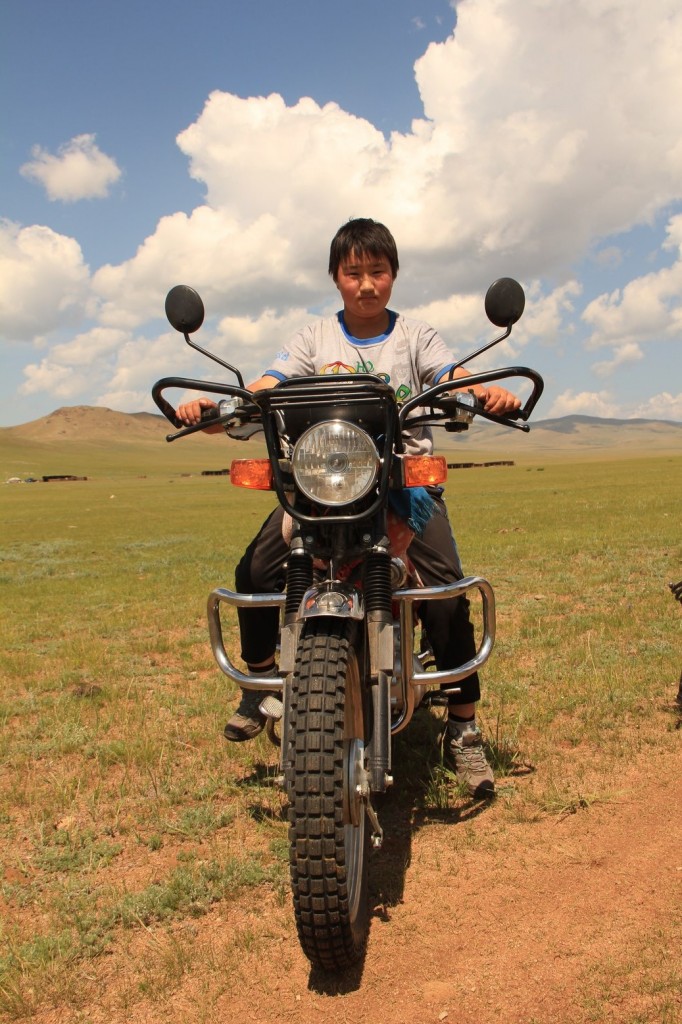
left=176, top=375, right=281, bottom=431
left=447, top=366, right=521, bottom=416
left=415, top=322, right=521, bottom=417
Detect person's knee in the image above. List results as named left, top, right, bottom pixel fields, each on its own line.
left=236, top=544, right=283, bottom=593
left=234, top=553, right=249, bottom=593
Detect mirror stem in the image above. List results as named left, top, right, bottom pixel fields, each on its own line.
left=184, top=333, right=245, bottom=389
left=448, top=324, right=512, bottom=377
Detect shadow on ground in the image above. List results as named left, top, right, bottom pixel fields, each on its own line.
left=307, top=706, right=532, bottom=994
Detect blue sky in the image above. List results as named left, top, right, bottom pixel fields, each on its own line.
left=2, top=0, right=681, bottom=427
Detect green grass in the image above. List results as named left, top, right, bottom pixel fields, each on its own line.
left=0, top=447, right=680, bottom=1018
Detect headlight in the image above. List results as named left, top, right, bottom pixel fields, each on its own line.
left=292, top=421, right=379, bottom=506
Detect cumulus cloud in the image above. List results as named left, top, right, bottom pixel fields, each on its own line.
left=213, top=306, right=320, bottom=384
left=20, top=328, right=132, bottom=398
left=92, top=206, right=305, bottom=329
left=547, top=387, right=682, bottom=421
left=5, top=0, right=682, bottom=419
left=629, top=392, right=682, bottom=420
left=583, top=214, right=682, bottom=349
left=548, top=390, right=620, bottom=419
left=19, top=326, right=202, bottom=413
left=20, top=134, right=122, bottom=202
left=88, top=0, right=682, bottom=337
left=591, top=342, right=644, bottom=378
left=0, top=220, right=90, bottom=339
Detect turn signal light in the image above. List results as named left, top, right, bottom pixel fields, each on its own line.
left=402, top=455, right=447, bottom=488
left=230, top=459, right=274, bottom=490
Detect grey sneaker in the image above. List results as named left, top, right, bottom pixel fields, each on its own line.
left=444, top=722, right=495, bottom=799
left=224, top=689, right=276, bottom=742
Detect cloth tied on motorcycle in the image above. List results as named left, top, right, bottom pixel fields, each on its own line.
left=281, top=488, right=435, bottom=543
left=387, top=486, right=436, bottom=537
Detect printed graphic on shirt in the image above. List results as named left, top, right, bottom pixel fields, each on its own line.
left=319, top=360, right=356, bottom=375
left=319, top=360, right=413, bottom=401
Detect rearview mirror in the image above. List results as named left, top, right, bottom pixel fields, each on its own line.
left=165, top=285, right=205, bottom=335
left=485, top=278, right=525, bottom=328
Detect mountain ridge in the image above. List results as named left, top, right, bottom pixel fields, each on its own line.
left=1, top=405, right=681, bottom=453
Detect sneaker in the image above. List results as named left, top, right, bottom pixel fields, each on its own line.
left=224, top=689, right=276, bottom=742
left=444, top=722, right=495, bottom=799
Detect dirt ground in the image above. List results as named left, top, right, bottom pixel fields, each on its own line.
left=26, top=736, right=681, bottom=1024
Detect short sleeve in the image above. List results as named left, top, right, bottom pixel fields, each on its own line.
left=265, top=322, right=318, bottom=379
left=409, top=321, right=456, bottom=388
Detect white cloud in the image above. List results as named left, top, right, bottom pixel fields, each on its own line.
left=18, top=327, right=200, bottom=411
left=583, top=214, right=682, bottom=348
left=629, top=392, right=682, bottom=420
left=547, top=387, right=682, bottom=421
left=414, top=0, right=682, bottom=253
left=548, top=390, right=620, bottom=419
left=20, top=328, right=130, bottom=398
left=402, top=280, right=581, bottom=363
left=591, top=342, right=643, bottom=378
left=520, top=281, right=582, bottom=347
left=92, top=206, right=302, bottom=329
left=90, top=0, right=682, bottom=339
left=0, top=220, right=90, bottom=340
left=5, top=0, right=682, bottom=419
left=213, top=306, right=318, bottom=384
left=20, top=134, right=122, bottom=202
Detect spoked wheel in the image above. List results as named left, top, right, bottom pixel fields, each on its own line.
left=285, top=618, right=371, bottom=970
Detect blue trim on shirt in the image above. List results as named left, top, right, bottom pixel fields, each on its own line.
left=337, top=309, right=397, bottom=345
left=434, top=363, right=457, bottom=384
left=262, top=369, right=287, bottom=382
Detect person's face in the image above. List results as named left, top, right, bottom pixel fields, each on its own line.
left=335, top=251, right=395, bottom=321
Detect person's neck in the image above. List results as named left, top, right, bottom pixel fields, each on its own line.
left=341, top=309, right=390, bottom=340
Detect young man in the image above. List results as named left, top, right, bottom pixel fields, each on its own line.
left=178, top=218, right=520, bottom=798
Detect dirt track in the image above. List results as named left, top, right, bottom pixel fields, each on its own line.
left=32, top=740, right=680, bottom=1024
left=218, top=747, right=682, bottom=1024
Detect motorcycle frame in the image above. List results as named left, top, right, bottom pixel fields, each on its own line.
left=154, top=365, right=542, bottom=797
left=206, top=566, right=496, bottom=794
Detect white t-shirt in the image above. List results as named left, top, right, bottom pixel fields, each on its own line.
left=265, top=311, right=457, bottom=455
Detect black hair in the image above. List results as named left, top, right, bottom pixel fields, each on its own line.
left=328, top=218, right=399, bottom=281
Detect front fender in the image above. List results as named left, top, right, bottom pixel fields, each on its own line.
left=300, top=581, right=364, bottom=621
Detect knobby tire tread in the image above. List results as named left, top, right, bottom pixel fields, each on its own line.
left=286, top=619, right=369, bottom=971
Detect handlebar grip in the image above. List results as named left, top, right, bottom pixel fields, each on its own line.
left=154, top=394, right=183, bottom=429
left=200, top=404, right=222, bottom=422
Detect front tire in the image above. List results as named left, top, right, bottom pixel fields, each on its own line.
left=286, top=618, right=370, bottom=970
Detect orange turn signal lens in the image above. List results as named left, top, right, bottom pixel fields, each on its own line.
left=230, top=459, right=274, bottom=490
left=402, top=455, right=447, bottom=488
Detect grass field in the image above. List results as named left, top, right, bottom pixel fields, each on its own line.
left=0, top=444, right=680, bottom=1021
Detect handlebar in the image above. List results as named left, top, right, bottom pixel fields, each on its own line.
left=398, top=366, right=544, bottom=434
left=151, top=377, right=257, bottom=440
left=152, top=365, right=545, bottom=443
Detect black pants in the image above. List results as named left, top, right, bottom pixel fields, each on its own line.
left=234, top=495, right=480, bottom=707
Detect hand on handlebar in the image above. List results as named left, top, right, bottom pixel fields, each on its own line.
left=177, top=397, right=219, bottom=426
left=476, top=385, right=522, bottom=417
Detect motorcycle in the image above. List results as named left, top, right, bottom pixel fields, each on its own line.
left=152, top=277, right=543, bottom=970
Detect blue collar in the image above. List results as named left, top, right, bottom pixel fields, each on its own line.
left=337, top=309, right=397, bottom=346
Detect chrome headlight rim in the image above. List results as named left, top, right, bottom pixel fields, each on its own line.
left=292, top=419, right=379, bottom=507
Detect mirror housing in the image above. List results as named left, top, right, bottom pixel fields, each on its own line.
left=165, top=285, right=205, bottom=335
left=485, top=278, right=525, bottom=328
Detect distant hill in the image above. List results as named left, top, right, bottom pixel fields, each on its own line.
left=2, top=405, right=179, bottom=444
left=0, top=406, right=246, bottom=481
left=2, top=406, right=681, bottom=457
left=440, top=412, right=682, bottom=455
left=532, top=414, right=682, bottom=436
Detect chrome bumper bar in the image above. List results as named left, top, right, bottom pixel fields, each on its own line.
left=207, top=589, right=286, bottom=691
left=207, top=574, right=495, bottom=698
